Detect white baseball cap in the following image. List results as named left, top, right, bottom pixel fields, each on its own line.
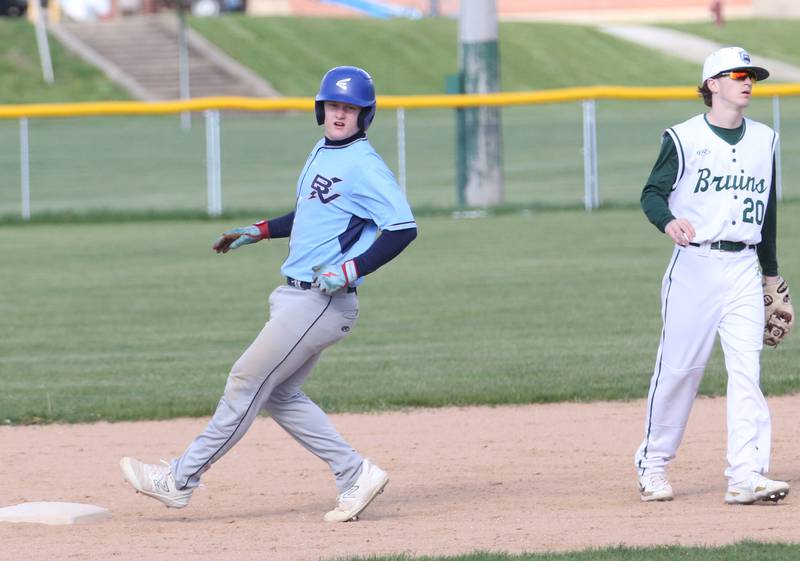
left=701, top=46, right=769, bottom=83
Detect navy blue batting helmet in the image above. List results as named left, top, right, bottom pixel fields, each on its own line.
left=315, top=66, right=376, bottom=131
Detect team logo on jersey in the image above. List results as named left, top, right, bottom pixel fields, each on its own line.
left=696, top=148, right=711, bottom=157
left=309, top=174, right=342, bottom=203
left=694, top=167, right=767, bottom=194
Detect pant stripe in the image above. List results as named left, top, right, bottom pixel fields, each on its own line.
left=186, top=295, right=334, bottom=483
left=639, top=249, right=681, bottom=470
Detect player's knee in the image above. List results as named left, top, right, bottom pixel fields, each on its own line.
left=223, top=365, right=262, bottom=400
left=267, top=387, right=305, bottom=406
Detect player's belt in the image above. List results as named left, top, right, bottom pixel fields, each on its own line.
left=689, top=241, right=757, bottom=252
left=286, top=277, right=357, bottom=293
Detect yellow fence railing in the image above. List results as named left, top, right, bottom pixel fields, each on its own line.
left=2, top=84, right=800, bottom=118
left=5, top=84, right=799, bottom=220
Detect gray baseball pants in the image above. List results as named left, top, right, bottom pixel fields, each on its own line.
left=171, top=284, right=363, bottom=492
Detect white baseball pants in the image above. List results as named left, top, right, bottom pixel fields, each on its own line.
left=635, top=244, right=770, bottom=485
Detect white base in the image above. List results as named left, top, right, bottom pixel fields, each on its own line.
left=0, top=502, right=110, bottom=525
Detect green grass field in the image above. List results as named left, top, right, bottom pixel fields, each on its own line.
left=188, top=16, right=701, bottom=95
left=661, top=19, right=800, bottom=69
left=3, top=16, right=799, bottom=103
left=0, top=20, right=129, bottom=103
left=2, top=204, right=799, bottom=424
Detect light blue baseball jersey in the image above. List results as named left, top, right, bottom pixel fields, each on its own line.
left=281, top=135, right=416, bottom=284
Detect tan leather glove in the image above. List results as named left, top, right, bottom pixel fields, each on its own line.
left=763, top=276, right=794, bottom=347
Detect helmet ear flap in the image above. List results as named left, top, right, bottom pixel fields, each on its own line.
left=358, top=105, right=376, bottom=131
left=315, top=101, right=325, bottom=126
left=357, top=107, right=368, bottom=130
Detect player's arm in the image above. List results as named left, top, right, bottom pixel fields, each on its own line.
left=351, top=226, right=418, bottom=276
left=213, top=211, right=295, bottom=254
left=760, top=158, right=793, bottom=347
left=313, top=226, right=417, bottom=293
left=265, top=212, right=295, bottom=239
left=758, top=156, right=778, bottom=279
left=641, top=134, right=695, bottom=246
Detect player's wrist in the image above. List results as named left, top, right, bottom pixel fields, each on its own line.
left=342, top=260, right=358, bottom=283
left=254, top=220, right=270, bottom=240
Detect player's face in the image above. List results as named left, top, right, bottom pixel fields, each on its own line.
left=324, top=102, right=362, bottom=140
left=710, top=71, right=755, bottom=109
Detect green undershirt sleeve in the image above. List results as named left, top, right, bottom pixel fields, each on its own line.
left=640, top=133, right=678, bottom=232
left=757, top=157, right=778, bottom=276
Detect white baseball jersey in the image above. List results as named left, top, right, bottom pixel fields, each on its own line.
left=665, top=114, right=777, bottom=245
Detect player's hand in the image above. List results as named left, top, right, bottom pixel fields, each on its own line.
left=763, top=276, right=794, bottom=347
left=213, top=222, right=269, bottom=254
left=665, top=218, right=696, bottom=247
left=312, top=260, right=358, bottom=295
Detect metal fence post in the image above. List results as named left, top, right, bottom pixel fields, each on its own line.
left=178, top=6, right=191, bottom=131
left=772, top=95, right=782, bottom=201
left=397, top=107, right=407, bottom=194
left=33, top=0, right=54, bottom=84
left=205, top=110, right=222, bottom=216
left=20, top=118, right=31, bottom=221
left=582, top=99, right=599, bottom=210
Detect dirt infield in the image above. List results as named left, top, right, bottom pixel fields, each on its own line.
left=2, top=395, right=799, bottom=561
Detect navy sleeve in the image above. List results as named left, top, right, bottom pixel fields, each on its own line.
left=353, top=227, right=417, bottom=276
left=267, top=212, right=295, bottom=239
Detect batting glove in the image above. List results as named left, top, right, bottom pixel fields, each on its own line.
left=213, top=221, right=269, bottom=253
left=312, top=260, right=358, bottom=295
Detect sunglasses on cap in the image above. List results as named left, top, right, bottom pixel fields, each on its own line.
left=715, top=70, right=758, bottom=82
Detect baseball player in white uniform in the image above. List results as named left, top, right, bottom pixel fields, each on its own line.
left=119, top=66, right=417, bottom=522
left=634, top=47, right=790, bottom=505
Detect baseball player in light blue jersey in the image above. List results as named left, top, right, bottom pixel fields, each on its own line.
left=121, top=66, right=417, bottom=522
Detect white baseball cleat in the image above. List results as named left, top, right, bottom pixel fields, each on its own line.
left=324, top=459, right=389, bottom=522
left=638, top=471, right=674, bottom=502
left=120, top=457, right=193, bottom=509
left=725, top=474, right=790, bottom=505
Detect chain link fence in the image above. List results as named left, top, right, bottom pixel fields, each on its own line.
left=1, top=90, right=798, bottom=219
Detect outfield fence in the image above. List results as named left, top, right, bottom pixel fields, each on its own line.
left=2, top=84, right=800, bottom=219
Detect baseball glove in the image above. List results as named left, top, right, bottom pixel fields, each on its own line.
left=763, top=276, right=794, bottom=347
